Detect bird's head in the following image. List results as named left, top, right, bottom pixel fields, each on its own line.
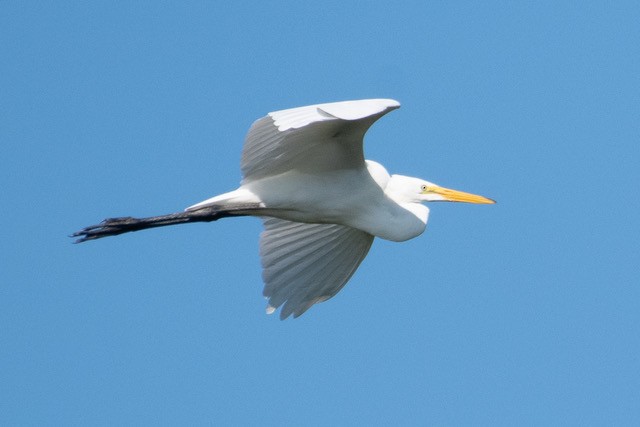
left=387, top=175, right=496, bottom=204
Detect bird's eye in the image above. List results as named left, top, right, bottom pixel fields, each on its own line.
left=421, top=185, right=428, bottom=192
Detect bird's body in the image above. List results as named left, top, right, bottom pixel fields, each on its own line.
left=187, top=160, right=428, bottom=242
left=73, top=99, right=494, bottom=319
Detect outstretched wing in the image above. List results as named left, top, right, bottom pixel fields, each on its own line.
left=241, top=99, right=400, bottom=182
left=260, top=218, right=375, bottom=319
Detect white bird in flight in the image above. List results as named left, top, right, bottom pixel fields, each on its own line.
left=73, top=99, right=495, bottom=319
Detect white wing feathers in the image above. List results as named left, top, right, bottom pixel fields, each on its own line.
left=239, top=99, right=397, bottom=318
left=269, top=98, right=400, bottom=131
left=241, top=99, right=399, bottom=182
left=260, top=218, right=374, bottom=319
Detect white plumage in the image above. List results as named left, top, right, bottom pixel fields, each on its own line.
left=260, top=219, right=373, bottom=319
left=186, top=99, right=494, bottom=318
left=74, top=99, right=494, bottom=319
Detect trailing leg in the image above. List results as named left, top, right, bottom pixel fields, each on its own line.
left=71, top=204, right=260, bottom=243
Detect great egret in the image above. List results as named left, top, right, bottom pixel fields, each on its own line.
left=73, top=99, right=495, bottom=319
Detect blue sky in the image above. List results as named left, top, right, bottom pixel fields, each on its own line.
left=2, top=1, right=639, bottom=425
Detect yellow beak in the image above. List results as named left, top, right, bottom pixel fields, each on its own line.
left=426, top=186, right=496, bottom=204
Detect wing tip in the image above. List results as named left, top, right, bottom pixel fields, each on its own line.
left=316, top=98, right=400, bottom=121
left=268, top=98, right=400, bottom=131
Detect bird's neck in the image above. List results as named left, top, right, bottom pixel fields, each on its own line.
left=359, top=199, right=429, bottom=242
